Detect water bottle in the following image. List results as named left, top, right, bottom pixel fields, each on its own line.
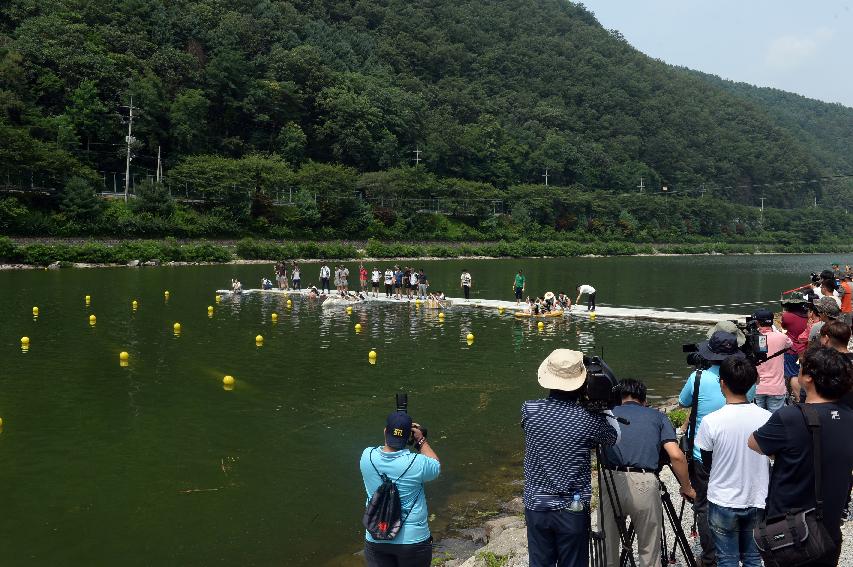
left=568, top=494, right=584, bottom=512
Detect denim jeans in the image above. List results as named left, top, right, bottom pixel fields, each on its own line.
left=708, top=502, right=762, bottom=567
left=754, top=394, right=786, bottom=413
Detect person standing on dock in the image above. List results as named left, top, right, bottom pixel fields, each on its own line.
left=417, top=269, right=429, bottom=299
left=319, top=263, right=331, bottom=294
left=359, top=263, right=368, bottom=292
left=384, top=266, right=394, bottom=298
left=371, top=267, right=381, bottom=297
left=409, top=269, right=419, bottom=300
left=394, top=265, right=404, bottom=300
left=575, top=284, right=596, bottom=312
left=291, top=264, right=301, bottom=291
left=461, top=269, right=472, bottom=301
left=513, top=270, right=526, bottom=305
left=341, top=265, right=350, bottom=292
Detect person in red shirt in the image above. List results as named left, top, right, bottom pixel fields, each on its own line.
left=780, top=295, right=808, bottom=391
left=359, top=264, right=368, bottom=292
left=840, top=273, right=852, bottom=329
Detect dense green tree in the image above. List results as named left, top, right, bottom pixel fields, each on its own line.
left=59, top=177, right=104, bottom=221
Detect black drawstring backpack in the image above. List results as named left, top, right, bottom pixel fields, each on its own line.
left=362, top=449, right=421, bottom=540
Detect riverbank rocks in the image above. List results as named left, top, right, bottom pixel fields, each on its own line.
left=127, top=260, right=140, bottom=267
left=455, top=515, right=528, bottom=567
left=47, top=261, right=61, bottom=270
left=143, top=259, right=161, bottom=266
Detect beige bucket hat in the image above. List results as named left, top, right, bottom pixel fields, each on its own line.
left=538, top=349, right=587, bottom=391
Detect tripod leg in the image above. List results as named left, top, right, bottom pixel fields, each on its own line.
left=661, top=490, right=697, bottom=567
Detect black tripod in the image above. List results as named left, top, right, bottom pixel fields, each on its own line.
left=594, top=449, right=697, bottom=567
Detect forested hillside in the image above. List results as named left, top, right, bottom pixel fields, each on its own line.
left=1, top=0, right=852, bottom=247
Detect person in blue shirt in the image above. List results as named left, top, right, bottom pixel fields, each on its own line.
left=360, top=411, right=440, bottom=567
left=678, top=331, right=755, bottom=567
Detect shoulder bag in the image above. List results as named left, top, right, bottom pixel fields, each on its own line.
left=753, top=404, right=837, bottom=567
left=678, top=370, right=702, bottom=461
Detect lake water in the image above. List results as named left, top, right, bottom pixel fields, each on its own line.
left=0, top=254, right=847, bottom=565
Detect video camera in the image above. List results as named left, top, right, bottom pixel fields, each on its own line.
left=682, top=316, right=768, bottom=367
left=580, top=356, right=621, bottom=412
left=394, top=393, right=428, bottom=446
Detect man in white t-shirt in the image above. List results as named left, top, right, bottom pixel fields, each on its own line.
left=575, top=284, right=597, bottom=312
left=383, top=268, right=394, bottom=298
left=695, top=356, right=771, bottom=567
left=371, top=268, right=381, bottom=297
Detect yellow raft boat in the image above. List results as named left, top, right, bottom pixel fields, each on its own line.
left=514, top=310, right=565, bottom=318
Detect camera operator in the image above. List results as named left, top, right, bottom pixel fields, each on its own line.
left=678, top=331, right=755, bottom=567
left=600, top=379, right=695, bottom=567
left=359, top=411, right=440, bottom=567
left=752, top=308, right=792, bottom=413
left=522, top=349, right=620, bottom=567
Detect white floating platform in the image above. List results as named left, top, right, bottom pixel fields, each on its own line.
left=215, top=288, right=747, bottom=326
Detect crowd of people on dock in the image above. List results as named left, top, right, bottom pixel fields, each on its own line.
left=357, top=264, right=853, bottom=567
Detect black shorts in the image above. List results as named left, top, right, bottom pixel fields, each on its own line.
left=515, top=286, right=523, bottom=299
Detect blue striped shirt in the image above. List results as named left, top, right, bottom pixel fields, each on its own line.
left=522, top=395, right=618, bottom=511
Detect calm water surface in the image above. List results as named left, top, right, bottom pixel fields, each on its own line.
left=0, top=254, right=847, bottom=565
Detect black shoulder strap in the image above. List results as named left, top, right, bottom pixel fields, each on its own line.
left=797, top=404, right=824, bottom=519
left=686, top=370, right=703, bottom=460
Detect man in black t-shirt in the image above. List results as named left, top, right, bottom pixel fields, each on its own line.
left=749, top=346, right=853, bottom=566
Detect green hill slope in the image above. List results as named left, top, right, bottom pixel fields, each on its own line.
left=0, top=0, right=848, bottom=208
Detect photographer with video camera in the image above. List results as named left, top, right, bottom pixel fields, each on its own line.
left=600, top=379, right=695, bottom=567
left=678, top=331, right=755, bottom=567
left=522, top=349, right=621, bottom=567
left=359, top=396, right=440, bottom=567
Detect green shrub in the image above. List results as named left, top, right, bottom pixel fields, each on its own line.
left=668, top=409, right=688, bottom=428
left=0, top=236, right=18, bottom=261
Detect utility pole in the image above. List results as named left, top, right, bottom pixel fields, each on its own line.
left=542, top=168, right=549, bottom=186
left=156, top=146, right=163, bottom=183
left=412, top=147, right=422, bottom=166
left=760, top=197, right=766, bottom=212
left=121, top=96, right=138, bottom=203
left=636, top=177, right=645, bottom=193
left=699, top=184, right=706, bottom=198
left=814, top=195, right=818, bottom=208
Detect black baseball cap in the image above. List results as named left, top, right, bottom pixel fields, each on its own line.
left=752, top=309, right=774, bottom=325
left=385, top=412, right=412, bottom=450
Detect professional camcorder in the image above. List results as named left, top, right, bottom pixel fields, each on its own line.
left=580, top=355, right=621, bottom=412
left=394, top=393, right=428, bottom=446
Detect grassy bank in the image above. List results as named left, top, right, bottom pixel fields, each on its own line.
left=1, top=237, right=852, bottom=266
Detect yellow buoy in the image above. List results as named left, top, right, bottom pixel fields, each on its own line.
left=132, top=300, right=138, bottom=309
left=438, top=312, right=445, bottom=320
left=368, top=349, right=377, bottom=360
left=164, top=290, right=170, bottom=297
left=207, top=305, right=214, bottom=314
left=32, top=306, right=39, bottom=317
left=173, top=322, right=181, bottom=334
left=215, top=295, right=221, bottom=304
left=85, top=295, right=91, bottom=304
left=0, top=417, right=4, bottom=427
left=287, top=299, right=292, bottom=308
left=466, top=333, right=474, bottom=341
left=498, top=307, right=505, bottom=315
left=255, top=334, right=264, bottom=344
left=20, top=336, right=29, bottom=347
left=223, top=375, right=235, bottom=386
left=369, top=358, right=377, bottom=366
left=355, top=323, right=362, bottom=332
left=119, top=351, right=129, bottom=362
left=590, top=312, right=597, bottom=321
left=537, top=321, right=544, bottom=330
left=89, top=314, right=97, bottom=325
left=415, top=299, right=421, bottom=306
left=346, top=306, right=353, bottom=314
left=271, top=312, right=278, bottom=322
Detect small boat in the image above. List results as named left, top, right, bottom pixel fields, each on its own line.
left=514, top=310, right=565, bottom=318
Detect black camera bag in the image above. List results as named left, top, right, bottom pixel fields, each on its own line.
left=753, top=404, right=837, bottom=567
left=362, top=449, right=421, bottom=540
left=678, top=370, right=702, bottom=460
